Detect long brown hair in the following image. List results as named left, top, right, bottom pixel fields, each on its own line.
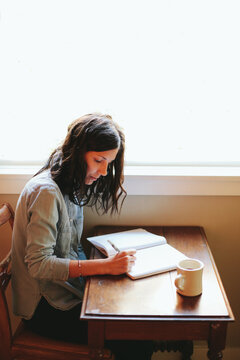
left=36, top=113, right=126, bottom=214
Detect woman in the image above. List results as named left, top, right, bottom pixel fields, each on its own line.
left=11, top=113, right=153, bottom=360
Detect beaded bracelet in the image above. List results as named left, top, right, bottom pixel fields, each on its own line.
left=78, top=260, right=82, bottom=276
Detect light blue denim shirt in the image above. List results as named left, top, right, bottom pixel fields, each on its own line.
left=11, top=170, right=86, bottom=320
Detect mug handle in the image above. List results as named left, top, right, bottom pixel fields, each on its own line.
left=174, top=274, right=185, bottom=291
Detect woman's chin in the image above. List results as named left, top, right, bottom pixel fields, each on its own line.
left=85, top=177, right=97, bottom=185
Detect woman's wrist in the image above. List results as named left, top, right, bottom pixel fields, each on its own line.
left=69, top=260, right=82, bottom=278
left=69, top=258, right=107, bottom=278
left=80, top=258, right=109, bottom=276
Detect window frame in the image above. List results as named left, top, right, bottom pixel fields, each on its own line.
left=1, top=164, right=240, bottom=196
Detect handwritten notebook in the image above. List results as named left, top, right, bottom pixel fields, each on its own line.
left=87, top=228, right=187, bottom=279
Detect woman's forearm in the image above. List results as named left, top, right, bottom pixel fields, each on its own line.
left=69, top=258, right=108, bottom=278
left=69, top=250, right=136, bottom=278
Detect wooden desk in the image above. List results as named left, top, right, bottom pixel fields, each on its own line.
left=81, top=226, right=234, bottom=360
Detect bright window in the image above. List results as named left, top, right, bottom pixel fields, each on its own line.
left=1, top=0, right=240, bottom=165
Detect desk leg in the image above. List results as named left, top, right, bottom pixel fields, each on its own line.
left=207, top=322, right=227, bottom=360
left=88, top=320, right=112, bottom=360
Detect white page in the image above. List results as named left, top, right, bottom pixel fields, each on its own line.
left=87, top=228, right=167, bottom=256
left=127, top=244, right=188, bottom=279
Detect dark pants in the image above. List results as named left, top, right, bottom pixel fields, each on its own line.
left=24, top=297, right=153, bottom=360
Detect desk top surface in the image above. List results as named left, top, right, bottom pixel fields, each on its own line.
left=81, top=226, right=234, bottom=322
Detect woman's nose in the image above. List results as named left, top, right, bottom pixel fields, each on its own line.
left=99, top=162, right=108, bottom=176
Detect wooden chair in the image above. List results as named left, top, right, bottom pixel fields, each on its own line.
left=0, top=203, right=114, bottom=360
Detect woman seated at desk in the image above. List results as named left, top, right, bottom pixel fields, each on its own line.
left=11, top=113, right=154, bottom=360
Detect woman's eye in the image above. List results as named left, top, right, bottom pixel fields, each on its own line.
left=95, top=159, right=101, bottom=163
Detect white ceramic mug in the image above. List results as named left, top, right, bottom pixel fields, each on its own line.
left=174, top=258, right=204, bottom=297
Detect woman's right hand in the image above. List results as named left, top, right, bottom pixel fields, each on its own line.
left=103, top=250, right=136, bottom=275
left=69, top=250, right=137, bottom=278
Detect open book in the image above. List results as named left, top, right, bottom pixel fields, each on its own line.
left=87, top=228, right=188, bottom=279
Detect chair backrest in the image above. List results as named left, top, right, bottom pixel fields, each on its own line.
left=0, top=203, right=15, bottom=359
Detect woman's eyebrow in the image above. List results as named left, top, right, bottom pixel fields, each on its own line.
left=95, top=156, right=106, bottom=161
left=97, top=155, right=114, bottom=162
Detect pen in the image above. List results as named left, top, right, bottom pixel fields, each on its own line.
left=107, top=240, right=120, bottom=253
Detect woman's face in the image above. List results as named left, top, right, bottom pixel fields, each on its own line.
left=84, top=148, right=119, bottom=185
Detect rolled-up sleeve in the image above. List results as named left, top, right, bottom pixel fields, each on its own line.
left=24, top=186, right=69, bottom=281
